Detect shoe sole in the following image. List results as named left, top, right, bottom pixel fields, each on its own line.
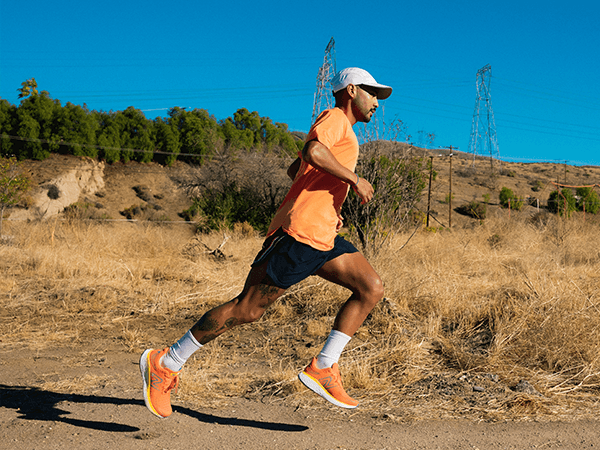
left=139, top=349, right=167, bottom=419
left=298, top=371, right=358, bottom=409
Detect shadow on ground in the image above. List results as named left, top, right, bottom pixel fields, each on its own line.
left=0, top=384, right=308, bottom=433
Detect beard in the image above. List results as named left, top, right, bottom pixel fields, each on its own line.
left=352, top=102, right=376, bottom=124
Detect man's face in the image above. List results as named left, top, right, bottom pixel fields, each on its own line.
left=351, top=85, right=379, bottom=123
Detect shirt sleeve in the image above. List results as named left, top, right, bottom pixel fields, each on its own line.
left=307, top=110, right=346, bottom=151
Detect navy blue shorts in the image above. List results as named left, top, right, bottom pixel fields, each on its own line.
left=251, top=228, right=358, bottom=289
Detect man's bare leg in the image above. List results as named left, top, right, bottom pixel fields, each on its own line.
left=190, top=261, right=287, bottom=345
left=297, top=251, right=384, bottom=409
left=141, top=262, right=286, bottom=418
left=315, top=251, right=384, bottom=336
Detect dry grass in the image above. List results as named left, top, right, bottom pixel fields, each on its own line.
left=1, top=215, right=599, bottom=421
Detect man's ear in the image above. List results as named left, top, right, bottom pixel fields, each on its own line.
left=346, top=84, right=358, bottom=99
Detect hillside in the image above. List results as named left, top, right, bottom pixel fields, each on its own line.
left=8, top=150, right=600, bottom=229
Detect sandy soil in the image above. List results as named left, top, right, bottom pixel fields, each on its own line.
left=1, top=341, right=599, bottom=450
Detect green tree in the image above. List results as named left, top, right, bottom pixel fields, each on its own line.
left=576, top=187, right=600, bottom=214
left=170, top=107, right=219, bottom=164
left=15, top=91, right=60, bottom=160
left=153, top=116, right=181, bottom=165
left=114, top=107, right=154, bottom=162
left=232, top=108, right=261, bottom=146
left=17, top=78, right=38, bottom=99
left=220, top=118, right=254, bottom=151
left=274, top=122, right=302, bottom=156
left=52, top=102, right=98, bottom=157
left=0, top=99, right=17, bottom=156
left=548, top=189, right=577, bottom=216
left=94, top=111, right=122, bottom=163
left=0, top=157, right=31, bottom=236
left=14, top=115, right=47, bottom=160
left=259, top=118, right=299, bottom=156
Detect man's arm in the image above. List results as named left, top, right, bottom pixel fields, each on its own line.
left=302, top=139, right=374, bottom=203
left=287, top=157, right=301, bottom=181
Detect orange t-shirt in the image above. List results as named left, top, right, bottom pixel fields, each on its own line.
left=267, top=108, right=358, bottom=251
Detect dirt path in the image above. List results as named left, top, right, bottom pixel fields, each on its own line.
left=1, top=345, right=598, bottom=450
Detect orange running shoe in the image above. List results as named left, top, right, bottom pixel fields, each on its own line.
left=140, top=348, right=180, bottom=418
left=298, top=357, right=358, bottom=409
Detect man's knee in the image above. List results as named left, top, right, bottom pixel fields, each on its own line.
left=233, top=292, right=277, bottom=324
left=243, top=305, right=266, bottom=324
left=232, top=299, right=264, bottom=324
left=362, top=274, right=384, bottom=307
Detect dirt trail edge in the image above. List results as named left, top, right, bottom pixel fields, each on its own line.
left=1, top=346, right=598, bottom=450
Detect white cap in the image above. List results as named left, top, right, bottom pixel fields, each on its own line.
left=331, top=67, right=392, bottom=100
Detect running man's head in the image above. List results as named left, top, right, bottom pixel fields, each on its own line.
left=331, top=67, right=392, bottom=123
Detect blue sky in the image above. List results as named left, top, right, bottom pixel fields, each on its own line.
left=1, top=0, right=599, bottom=166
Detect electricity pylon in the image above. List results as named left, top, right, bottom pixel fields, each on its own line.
left=468, top=64, right=500, bottom=172
left=311, top=37, right=336, bottom=125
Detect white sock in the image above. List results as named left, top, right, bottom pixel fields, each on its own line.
left=161, top=330, right=203, bottom=372
left=316, top=330, right=352, bottom=369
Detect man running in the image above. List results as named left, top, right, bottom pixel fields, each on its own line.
left=140, top=67, right=392, bottom=417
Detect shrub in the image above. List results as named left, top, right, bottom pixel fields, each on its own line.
left=193, top=182, right=274, bottom=233
left=180, top=203, right=202, bottom=222
left=342, top=146, right=428, bottom=255
left=63, top=201, right=108, bottom=221
left=456, top=201, right=487, bottom=220
left=548, top=189, right=577, bottom=216
left=120, top=203, right=164, bottom=221
left=530, top=180, right=544, bottom=192
left=177, top=151, right=291, bottom=233
left=120, top=204, right=144, bottom=220
left=499, top=187, right=524, bottom=211
left=576, top=187, right=600, bottom=214
left=0, top=157, right=32, bottom=235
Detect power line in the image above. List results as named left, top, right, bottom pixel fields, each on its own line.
left=311, top=37, right=336, bottom=126
left=468, top=64, right=500, bottom=171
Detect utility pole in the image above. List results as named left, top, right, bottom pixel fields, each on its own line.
left=446, top=147, right=457, bottom=228
left=441, top=145, right=457, bottom=228
left=311, top=37, right=336, bottom=126
left=426, top=156, right=433, bottom=227
left=468, top=64, right=500, bottom=174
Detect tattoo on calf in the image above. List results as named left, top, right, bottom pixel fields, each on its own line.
left=199, top=333, right=219, bottom=345
left=258, top=283, right=280, bottom=297
left=196, top=314, right=239, bottom=345
left=197, top=315, right=220, bottom=332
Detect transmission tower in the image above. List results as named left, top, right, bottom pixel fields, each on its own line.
left=468, top=64, right=500, bottom=172
left=311, top=37, right=336, bottom=125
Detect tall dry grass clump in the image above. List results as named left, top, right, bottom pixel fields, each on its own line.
left=1, top=215, right=599, bottom=420
left=0, top=220, right=262, bottom=352
left=359, top=215, right=600, bottom=418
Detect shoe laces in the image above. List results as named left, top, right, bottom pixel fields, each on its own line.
left=329, top=365, right=341, bottom=383
left=163, top=373, right=179, bottom=394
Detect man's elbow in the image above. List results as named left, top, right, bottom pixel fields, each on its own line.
left=301, top=139, right=319, bottom=164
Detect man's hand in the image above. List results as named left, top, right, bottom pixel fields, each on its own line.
left=352, top=177, right=374, bottom=204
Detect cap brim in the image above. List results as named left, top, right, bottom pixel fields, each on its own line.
left=370, top=84, right=392, bottom=100
left=333, top=83, right=393, bottom=100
